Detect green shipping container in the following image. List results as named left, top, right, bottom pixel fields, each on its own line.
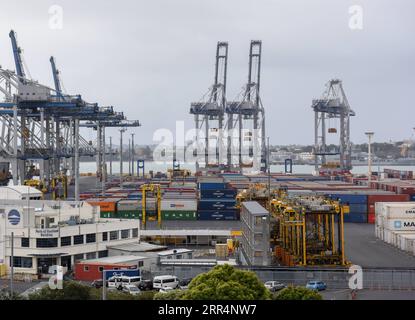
left=100, top=211, right=116, bottom=219
left=161, top=210, right=197, bottom=220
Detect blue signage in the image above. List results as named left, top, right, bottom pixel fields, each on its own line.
left=104, top=268, right=140, bottom=280
left=8, top=209, right=21, bottom=226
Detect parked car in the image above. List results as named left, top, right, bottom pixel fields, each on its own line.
left=137, top=280, right=153, bottom=291
left=306, top=281, right=327, bottom=291
left=159, top=287, right=174, bottom=294
left=122, top=285, right=141, bottom=296
left=91, top=279, right=107, bottom=289
left=179, top=278, right=192, bottom=290
left=264, top=281, right=286, bottom=292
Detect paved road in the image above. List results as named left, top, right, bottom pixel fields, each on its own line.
left=321, top=289, right=415, bottom=300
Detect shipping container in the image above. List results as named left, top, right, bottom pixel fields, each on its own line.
left=343, top=212, right=367, bottom=223
left=327, top=194, right=367, bottom=204
left=161, top=199, right=197, bottom=211
left=162, top=211, right=197, bottom=220
left=348, top=204, right=368, bottom=214
left=200, top=189, right=237, bottom=199
left=198, top=199, right=237, bottom=210
left=199, top=182, right=227, bottom=190
left=197, top=210, right=238, bottom=220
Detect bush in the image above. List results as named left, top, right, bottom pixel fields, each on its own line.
left=29, top=281, right=92, bottom=300
left=273, top=286, right=323, bottom=300
left=153, top=290, right=186, bottom=300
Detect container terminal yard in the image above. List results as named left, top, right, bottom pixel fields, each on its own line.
left=0, top=26, right=414, bottom=301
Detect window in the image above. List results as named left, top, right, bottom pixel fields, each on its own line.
left=10, top=257, right=33, bottom=268
left=84, top=266, right=89, bottom=272
left=98, top=250, right=108, bottom=258
left=98, top=266, right=104, bottom=272
left=60, top=236, right=71, bottom=247
left=138, top=261, right=144, bottom=267
left=36, top=238, right=58, bottom=248
left=102, top=232, right=108, bottom=241
left=74, top=254, right=84, bottom=262
left=121, top=229, right=129, bottom=239
left=73, top=235, right=84, bottom=245
left=110, top=231, right=118, bottom=240
left=86, top=233, right=96, bottom=243
left=132, top=228, right=138, bottom=238
left=86, top=252, right=96, bottom=260
left=21, top=238, right=30, bottom=248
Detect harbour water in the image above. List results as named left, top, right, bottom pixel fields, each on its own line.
left=80, top=161, right=415, bottom=175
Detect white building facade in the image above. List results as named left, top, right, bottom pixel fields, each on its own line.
left=0, top=199, right=140, bottom=276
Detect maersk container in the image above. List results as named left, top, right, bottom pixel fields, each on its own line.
left=198, top=199, right=237, bottom=210
left=199, top=182, right=227, bottom=190
left=197, top=210, right=238, bottom=220
left=161, top=199, right=197, bottom=211
left=200, top=189, right=237, bottom=199
left=375, top=202, right=415, bottom=219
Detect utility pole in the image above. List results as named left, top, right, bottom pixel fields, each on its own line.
left=109, top=136, right=112, bottom=180
left=365, top=132, right=374, bottom=186
left=119, top=129, right=126, bottom=188
left=131, top=133, right=135, bottom=177
left=267, top=137, right=271, bottom=204
left=10, top=232, right=14, bottom=296
left=128, top=138, right=131, bottom=176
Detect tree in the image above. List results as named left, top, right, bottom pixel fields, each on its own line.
left=181, top=264, right=270, bottom=300
left=273, top=286, right=322, bottom=300
left=29, top=281, right=92, bottom=300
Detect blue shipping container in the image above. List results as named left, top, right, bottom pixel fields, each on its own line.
left=200, top=189, right=237, bottom=199
left=348, top=204, right=368, bottom=214
left=410, top=194, right=415, bottom=201
left=327, top=194, right=367, bottom=204
left=198, top=200, right=236, bottom=210
left=197, top=210, right=238, bottom=220
left=199, top=183, right=227, bottom=190
left=343, top=212, right=367, bottom=223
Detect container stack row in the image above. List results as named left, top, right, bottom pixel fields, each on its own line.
left=375, top=202, right=415, bottom=256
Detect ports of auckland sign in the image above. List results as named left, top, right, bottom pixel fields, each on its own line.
left=8, top=209, right=21, bottom=226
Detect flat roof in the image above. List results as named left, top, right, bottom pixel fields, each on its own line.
left=157, top=248, right=193, bottom=256
left=78, top=255, right=147, bottom=265
left=242, top=201, right=269, bottom=216
left=107, top=242, right=167, bottom=252
left=0, top=185, right=42, bottom=195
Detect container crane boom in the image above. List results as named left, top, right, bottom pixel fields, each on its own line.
left=9, top=30, right=26, bottom=79
left=49, top=56, right=64, bottom=99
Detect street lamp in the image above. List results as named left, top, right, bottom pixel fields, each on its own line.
left=365, top=132, right=374, bottom=185
left=119, top=128, right=127, bottom=188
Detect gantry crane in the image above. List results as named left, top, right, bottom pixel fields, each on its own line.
left=269, top=192, right=349, bottom=266
left=190, top=42, right=228, bottom=170
left=226, top=40, right=266, bottom=172
left=312, top=79, right=355, bottom=174
left=0, top=30, right=141, bottom=201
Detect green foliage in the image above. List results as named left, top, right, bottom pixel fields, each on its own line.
left=273, top=286, right=323, bottom=300
left=181, top=265, right=271, bottom=300
left=153, top=290, right=186, bottom=300
left=29, top=281, right=91, bottom=300
left=0, top=289, right=23, bottom=300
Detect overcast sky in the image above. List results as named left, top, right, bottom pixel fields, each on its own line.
left=0, top=0, right=414, bottom=145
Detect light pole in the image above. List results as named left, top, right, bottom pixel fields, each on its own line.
left=119, top=129, right=127, bottom=188
left=131, top=133, right=135, bottom=177
left=365, top=132, right=374, bottom=186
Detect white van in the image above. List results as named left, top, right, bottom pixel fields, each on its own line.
left=153, top=275, right=179, bottom=289
left=108, top=275, right=142, bottom=289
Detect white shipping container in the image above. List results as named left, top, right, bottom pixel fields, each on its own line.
left=376, top=202, right=415, bottom=219
left=398, top=234, right=415, bottom=254
left=384, top=219, right=415, bottom=231
left=161, top=199, right=197, bottom=211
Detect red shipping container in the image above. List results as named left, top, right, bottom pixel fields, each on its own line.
left=367, top=194, right=410, bottom=220
left=368, top=213, right=375, bottom=224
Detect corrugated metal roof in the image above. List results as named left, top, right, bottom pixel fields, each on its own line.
left=0, top=185, right=42, bottom=195
left=78, top=255, right=147, bottom=265
left=242, top=201, right=269, bottom=216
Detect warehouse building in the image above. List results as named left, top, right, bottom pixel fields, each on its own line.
left=240, top=201, right=271, bottom=266
left=0, top=186, right=43, bottom=200
left=0, top=199, right=140, bottom=277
